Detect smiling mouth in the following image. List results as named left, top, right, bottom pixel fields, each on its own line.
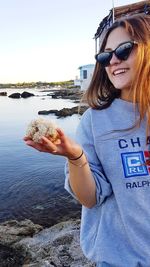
left=113, top=68, right=128, bottom=76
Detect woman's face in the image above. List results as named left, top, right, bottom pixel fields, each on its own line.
left=104, top=26, right=138, bottom=101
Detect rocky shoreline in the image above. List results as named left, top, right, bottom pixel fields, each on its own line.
left=38, top=105, right=88, bottom=117
left=1, top=89, right=88, bottom=117
left=0, top=88, right=94, bottom=266
left=0, top=219, right=95, bottom=267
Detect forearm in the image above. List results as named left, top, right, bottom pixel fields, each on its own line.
left=68, top=153, right=96, bottom=208
left=24, top=128, right=96, bottom=208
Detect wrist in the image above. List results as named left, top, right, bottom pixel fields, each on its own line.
left=68, top=150, right=83, bottom=160
left=66, top=146, right=83, bottom=160
left=68, top=151, right=88, bottom=168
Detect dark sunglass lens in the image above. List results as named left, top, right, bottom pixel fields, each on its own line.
left=116, top=42, right=134, bottom=60
left=96, top=52, right=112, bottom=67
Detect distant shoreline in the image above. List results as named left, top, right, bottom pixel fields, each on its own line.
left=0, top=80, right=80, bottom=90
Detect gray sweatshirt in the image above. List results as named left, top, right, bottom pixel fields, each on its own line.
left=65, top=98, right=150, bottom=267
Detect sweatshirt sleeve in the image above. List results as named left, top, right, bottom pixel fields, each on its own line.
left=64, top=108, right=113, bottom=206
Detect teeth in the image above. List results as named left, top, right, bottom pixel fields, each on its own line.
left=113, top=69, right=127, bottom=75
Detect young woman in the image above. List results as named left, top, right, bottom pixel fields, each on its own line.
left=24, top=14, right=150, bottom=267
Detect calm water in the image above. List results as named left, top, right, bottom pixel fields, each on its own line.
left=0, top=88, right=81, bottom=227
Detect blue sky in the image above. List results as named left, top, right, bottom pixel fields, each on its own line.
left=0, top=0, right=141, bottom=83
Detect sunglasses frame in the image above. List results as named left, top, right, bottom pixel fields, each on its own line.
left=95, top=40, right=138, bottom=67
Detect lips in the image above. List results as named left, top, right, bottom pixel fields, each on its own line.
left=113, top=68, right=128, bottom=76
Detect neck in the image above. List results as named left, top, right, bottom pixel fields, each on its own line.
left=120, top=89, right=135, bottom=103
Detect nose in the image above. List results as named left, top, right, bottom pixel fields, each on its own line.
left=109, top=52, right=121, bottom=65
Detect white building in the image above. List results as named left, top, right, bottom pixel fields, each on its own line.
left=74, top=64, right=95, bottom=91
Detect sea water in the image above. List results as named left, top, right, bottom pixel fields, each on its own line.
left=0, top=88, right=81, bottom=226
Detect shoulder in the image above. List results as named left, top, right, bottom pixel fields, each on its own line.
left=80, top=105, right=112, bottom=124
left=78, top=101, right=121, bottom=139
left=77, top=106, right=110, bottom=138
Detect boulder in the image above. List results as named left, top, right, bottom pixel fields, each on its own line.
left=0, top=219, right=95, bottom=267
left=8, top=91, right=35, bottom=99
left=8, top=93, right=21, bottom=98
left=0, top=244, right=25, bottom=267
left=47, top=89, right=83, bottom=101
left=38, top=106, right=88, bottom=117
left=21, top=91, right=35, bottom=98
left=0, top=92, right=7, bottom=96
left=0, top=219, right=43, bottom=267
left=0, top=219, right=43, bottom=246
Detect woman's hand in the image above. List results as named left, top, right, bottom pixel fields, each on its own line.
left=23, top=128, right=82, bottom=159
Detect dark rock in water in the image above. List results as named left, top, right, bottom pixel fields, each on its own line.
left=38, top=105, right=88, bottom=117
left=8, top=93, right=21, bottom=98
left=0, top=219, right=95, bottom=267
left=38, top=109, right=58, bottom=115
left=8, top=91, right=35, bottom=99
left=51, top=94, right=61, bottom=99
left=48, top=89, right=83, bottom=101
left=21, top=91, right=35, bottom=98
left=0, top=92, right=7, bottom=96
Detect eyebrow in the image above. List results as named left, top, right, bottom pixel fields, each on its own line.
left=104, top=47, right=112, bottom=51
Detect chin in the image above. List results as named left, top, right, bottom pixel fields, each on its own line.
left=114, top=83, right=131, bottom=91
left=111, top=77, right=132, bottom=89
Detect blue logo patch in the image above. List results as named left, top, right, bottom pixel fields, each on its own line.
left=121, top=151, right=148, bottom=178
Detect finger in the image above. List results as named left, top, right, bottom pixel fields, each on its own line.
left=23, top=136, right=32, bottom=141
left=25, top=140, right=46, bottom=152
left=41, top=136, right=57, bottom=152
left=56, top=128, right=65, bottom=136
left=25, top=140, right=40, bottom=149
left=25, top=140, right=35, bottom=146
left=56, top=128, right=68, bottom=143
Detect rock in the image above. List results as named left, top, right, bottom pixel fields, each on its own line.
left=38, top=109, right=58, bottom=115
left=8, top=91, right=35, bottom=99
left=0, top=244, right=26, bottom=267
left=38, top=106, right=88, bottom=117
left=48, top=89, right=83, bottom=101
left=0, top=219, right=95, bottom=267
left=21, top=91, right=35, bottom=98
left=0, top=219, right=43, bottom=245
left=8, top=93, right=21, bottom=98
left=0, top=92, right=7, bottom=96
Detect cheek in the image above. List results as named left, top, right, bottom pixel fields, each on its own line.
left=105, top=67, right=109, bottom=77
left=128, top=50, right=138, bottom=69
left=105, top=67, right=112, bottom=81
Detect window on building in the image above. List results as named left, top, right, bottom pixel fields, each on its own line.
left=83, top=70, right=87, bottom=79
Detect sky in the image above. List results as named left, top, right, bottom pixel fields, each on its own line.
left=0, top=0, right=142, bottom=83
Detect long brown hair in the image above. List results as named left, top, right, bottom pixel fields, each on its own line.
left=84, top=14, right=150, bottom=127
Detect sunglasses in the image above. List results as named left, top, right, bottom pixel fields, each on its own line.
left=95, top=41, right=138, bottom=67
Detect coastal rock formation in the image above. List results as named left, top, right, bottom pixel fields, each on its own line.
left=0, top=92, right=7, bottom=96
left=48, top=89, right=83, bottom=101
left=8, top=93, right=21, bottom=98
left=0, top=219, right=43, bottom=246
left=8, top=91, right=35, bottom=98
left=21, top=91, right=35, bottom=98
left=8, top=89, right=82, bottom=101
left=38, top=106, right=88, bottom=117
left=0, top=219, right=43, bottom=267
left=0, top=219, right=95, bottom=267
